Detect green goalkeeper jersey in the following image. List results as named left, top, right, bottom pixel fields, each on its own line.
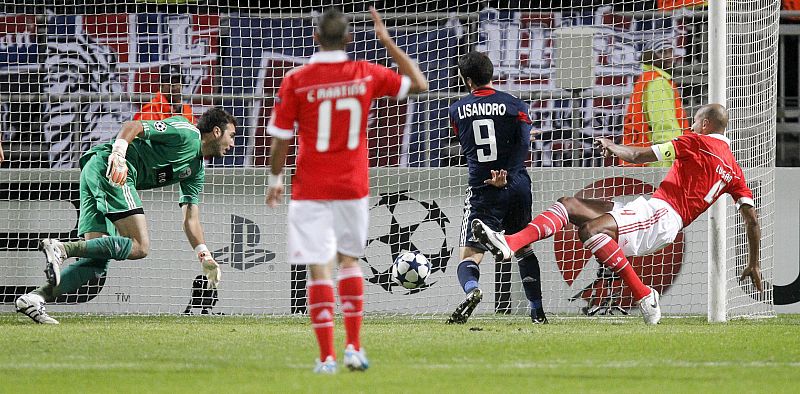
left=79, top=116, right=205, bottom=205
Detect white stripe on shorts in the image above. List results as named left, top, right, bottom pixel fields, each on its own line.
left=122, top=184, right=135, bottom=209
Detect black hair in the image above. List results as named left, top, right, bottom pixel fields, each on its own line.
left=316, top=8, right=349, bottom=49
left=197, top=107, right=237, bottom=135
left=458, top=51, right=494, bottom=87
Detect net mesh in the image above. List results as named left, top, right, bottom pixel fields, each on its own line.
left=726, top=1, right=777, bottom=318
left=0, top=1, right=776, bottom=319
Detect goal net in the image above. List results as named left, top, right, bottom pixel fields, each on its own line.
left=0, top=0, right=776, bottom=320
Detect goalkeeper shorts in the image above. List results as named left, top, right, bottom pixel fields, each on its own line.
left=78, top=154, right=143, bottom=236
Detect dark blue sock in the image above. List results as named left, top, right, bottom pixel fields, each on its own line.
left=457, top=260, right=480, bottom=294
left=517, top=249, right=543, bottom=309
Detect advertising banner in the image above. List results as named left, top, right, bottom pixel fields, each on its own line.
left=0, top=168, right=784, bottom=315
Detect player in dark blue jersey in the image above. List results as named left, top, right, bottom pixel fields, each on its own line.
left=446, top=51, right=547, bottom=324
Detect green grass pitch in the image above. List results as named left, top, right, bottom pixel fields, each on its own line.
left=1, top=314, right=799, bottom=393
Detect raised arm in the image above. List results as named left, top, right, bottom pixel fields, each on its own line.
left=595, top=137, right=659, bottom=165
left=370, top=7, right=428, bottom=94
left=106, top=121, right=146, bottom=186
left=116, top=121, right=145, bottom=143
left=182, top=203, right=220, bottom=289
left=738, top=204, right=763, bottom=292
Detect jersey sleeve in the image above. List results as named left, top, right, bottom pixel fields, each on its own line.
left=267, top=74, right=299, bottom=140
left=728, top=172, right=755, bottom=209
left=448, top=106, right=459, bottom=137
left=367, top=62, right=411, bottom=100
left=140, top=117, right=198, bottom=146
left=651, top=141, right=677, bottom=162
left=179, top=163, right=205, bottom=206
left=516, top=99, right=533, bottom=133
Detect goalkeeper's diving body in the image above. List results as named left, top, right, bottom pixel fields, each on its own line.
left=15, top=107, right=237, bottom=324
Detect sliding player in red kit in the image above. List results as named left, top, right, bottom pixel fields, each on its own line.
left=473, top=104, right=763, bottom=324
left=265, top=8, right=428, bottom=373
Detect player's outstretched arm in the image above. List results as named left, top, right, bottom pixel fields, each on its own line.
left=369, top=7, right=428, bottom=94
left=182, top=203, right=221, bottom=289
left=594, top=137, right=658, bottom=165
left=0, top=134, right=5, bottom=164
left=266, top=138, right=290, bottom=208
left=738, top=204, right=763, bottom=292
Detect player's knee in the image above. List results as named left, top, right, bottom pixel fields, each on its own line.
left=338, top=255, right=360, bottom=269
left=129, top=239, right=150, bottom=260
left=578, top=220, right=607, bottom=242
left=459, top=246, right=484, bottom=262
left=557, top=196, right=578, bottom=214
left=557, top=196, right=579, bottom=212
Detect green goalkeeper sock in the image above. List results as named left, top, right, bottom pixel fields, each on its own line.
left=32, top=258, right=109, bottom=301
left=31, top=285, right=56, bottom=302
left=63, top=237, right=133, bottom=261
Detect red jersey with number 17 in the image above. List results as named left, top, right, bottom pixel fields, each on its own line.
left=268, top=50, right=411, bottom=200
left=652, top=133, right=754, bottom=227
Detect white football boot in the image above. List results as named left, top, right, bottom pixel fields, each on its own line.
left=471, top=219, right=512, bottom=261
left=15, top=293, right=59, bottom=324
left=40, top=239, right=66, bottom=287
left=637, top=287, right=662, bottom=325
left=343, top=344, right=369, bottom=371
left=313, top=356, right=337, bottom=374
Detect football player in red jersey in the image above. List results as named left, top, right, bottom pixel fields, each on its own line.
left=472, top=104, right=763, bottom=325
left=265, top=7, right=427, bottom=373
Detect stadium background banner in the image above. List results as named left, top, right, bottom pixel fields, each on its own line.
left=1, top=168, right=791, bottom=315
left=225, top=15, right=460, bottom=168
left=0, top=13, right=459, bottom=169
left=0, top=8, right=689, bottom=169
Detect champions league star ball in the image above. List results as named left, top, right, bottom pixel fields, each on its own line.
left=391, top=251, right=431, bottom=289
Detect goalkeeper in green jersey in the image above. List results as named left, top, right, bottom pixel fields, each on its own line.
left=15, top=107, right=237, bottom=324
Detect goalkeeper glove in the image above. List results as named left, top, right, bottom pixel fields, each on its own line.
left=106, top=139, right=129, bottom=186
left=196, top=245, right=221, bottom=289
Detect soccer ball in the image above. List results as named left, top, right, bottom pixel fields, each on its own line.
left=391, top=251, right=431, bottom=289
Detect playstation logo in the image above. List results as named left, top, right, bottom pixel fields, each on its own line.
left=212, top=215, right=276, bottom=271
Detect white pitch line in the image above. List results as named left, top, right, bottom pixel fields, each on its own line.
left=283, top=360, right=800, bottom=370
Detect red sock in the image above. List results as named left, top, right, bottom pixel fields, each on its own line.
left=584, top=233, right=650, bottom=300
left=308, top=279, right=336, bottom=361
left=338, top=267, right=364, bottom=351
left=506, top=202, right=569, bottom=251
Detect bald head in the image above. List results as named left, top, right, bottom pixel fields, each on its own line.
left=315, top=8, right=350, bottom=50
left=694, top=104, right=729, bottom=134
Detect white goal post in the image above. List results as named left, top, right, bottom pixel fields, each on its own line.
left=707, top=0, right=727, bottom=323
left=0, top=1, right=776, bottom=320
